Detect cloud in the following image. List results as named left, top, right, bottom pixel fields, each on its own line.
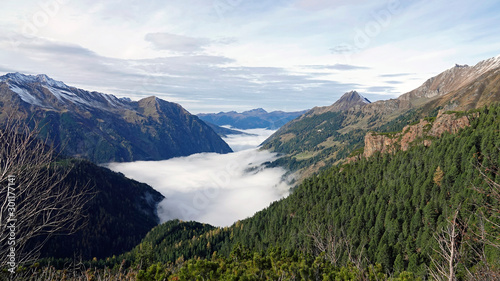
left=304, top=64, right=370, bottom=71
left=379, top=73, right=414, bottom=78
left=145, top=32, right=211, bottom=53
left=293, top=0, right=367, bottom=11
left=365, top=86, right=396, bottom=93
left=106, top=146, right=291, bottom=227
left=3, top=0, right=500, bottom=114
left=384, top=80, right=403, bottom=84
left=222, top=128, right=276, bottom=151
left=0, top=34, right=359, bottom=113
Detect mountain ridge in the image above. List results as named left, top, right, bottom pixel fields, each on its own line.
left=198, top=108, right=307, bottom=130
left=262, top=55, right=500, bottom=178
left=0, top=73, right=232, bottom=163
left=305, top=90, right=371, bottom=116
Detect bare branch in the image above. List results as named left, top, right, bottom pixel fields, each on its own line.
left=0, top=114, right=92, bottom=269
left=428, top=208, right=464, bottom=281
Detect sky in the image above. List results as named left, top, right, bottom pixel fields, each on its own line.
left=106, top=129, right=292, bottom=227
left=1, top=0, right=500, bottom=113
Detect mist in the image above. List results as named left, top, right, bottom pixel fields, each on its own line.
left=106, top=128, right=291, bottom=227
left=222, top=127, right=276, bottom=152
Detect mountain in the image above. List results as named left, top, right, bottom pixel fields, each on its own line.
left=262, top=55, right=500, bottom=178
left=197, top=108, right=307, bottom=130
left=38, top=159, right=164, bottom=260
left=261, top=91, right=375, bottom=177
left=203, top=121, right=253, bottom=137
left=306, top=90, right=371, bottom=115
left=0, top=73, right=232, bottom=163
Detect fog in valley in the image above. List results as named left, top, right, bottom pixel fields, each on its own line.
left=107, top=128, right=291, bottom=227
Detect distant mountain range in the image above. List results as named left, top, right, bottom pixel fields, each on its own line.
left=203, top=122, right=253, bottom=137
left=0, top=73, right=232, bottom=163
left=198, top=108, right=307, bottom=130
left=263, top=55, right=500, bottom=177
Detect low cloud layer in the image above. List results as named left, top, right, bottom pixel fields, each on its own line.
left=222, top=127, right=276, bottom=152
left=106, top=129, right=290, bottom=227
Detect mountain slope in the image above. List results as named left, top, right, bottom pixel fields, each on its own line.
left=203, top=121, right=252, bottom=137
left=30, top=159, right=164, bottom=260
left=262, top=91, right=373, bottom=176
left=0, top=73, right=232, bottom=163
left=111, top=104, right=500, bottom=279
left=198, top=108, right=307, bottom=130
left=262, top=56, right=500, bottom=177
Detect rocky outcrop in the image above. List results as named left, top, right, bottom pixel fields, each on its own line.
left=363, top=111, right=471, bottom=158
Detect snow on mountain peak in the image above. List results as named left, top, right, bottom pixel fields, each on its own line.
left=0, top=72, right=127, bottom=110
left=35, top=74, right=68, bottom=88
left=0, top=72, right=68, bottom=89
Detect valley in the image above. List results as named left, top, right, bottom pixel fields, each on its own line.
left=106, top=128, right=291, bottom=227
left=2, top=55, right=499, bottom=280
left=1, top=1, right=500, bottom=279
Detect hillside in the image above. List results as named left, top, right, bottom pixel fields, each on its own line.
left=106, top=103, right=500, bottom=279
left=262, top=56, right=500, bottom=178
left=203, top=121, right=252, bottom=137
left=198, top=108, right=307, bottom=130
left=0, top=73, right=232, bottom=163
left=39, top=159, right=164, bottom=260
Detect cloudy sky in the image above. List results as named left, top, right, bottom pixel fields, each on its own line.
left=1, top=0, right=499, bottom=113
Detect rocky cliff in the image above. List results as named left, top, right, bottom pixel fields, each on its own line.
left=363, top=111, right=471, bottom=158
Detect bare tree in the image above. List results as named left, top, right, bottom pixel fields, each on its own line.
left=0, top=115, right=91, bottom=272
left=305, top=224, right=345, bottom=265
left=428, top=208, right=465, bottom=281
left=473, top=159, right=500, bottom=249
left=304, top=223, right=368, bottom=272
left=463, top=157, right=500, bottom=280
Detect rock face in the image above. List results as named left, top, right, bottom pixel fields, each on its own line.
left=0, top=73, right=232, bottom=163
left=363, top=111, right=471, bottom=158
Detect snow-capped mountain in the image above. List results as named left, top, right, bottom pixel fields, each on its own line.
left=0, top=72, right=127, bottom=110
left=0, top=73, right=232, bottom=163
